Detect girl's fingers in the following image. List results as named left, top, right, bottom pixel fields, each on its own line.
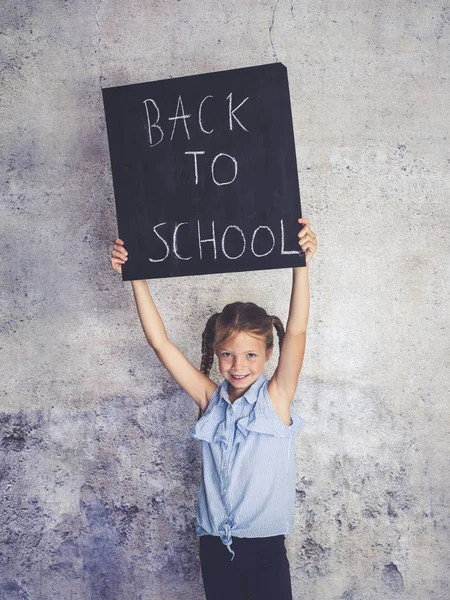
left=298, top=232, right=316, bottom=246
left=296, top=219, right=317, bottom=264
left=298, top=225, right=315, bottom=236
left=298, top=237, right=318, bottom=254
left=298, top=226, right=315, bottom=239
left=113, top=244, right=128, bottom=255
left=112, top=248, right=128, bottom=260
left=111, top=238, right=126, bottom=274
left=298, top=228, right=311, bottom=239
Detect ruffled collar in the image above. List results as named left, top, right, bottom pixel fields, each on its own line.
left=189, top=373, right=305, bottom=445
left=218, top=373, right=268, bottom=406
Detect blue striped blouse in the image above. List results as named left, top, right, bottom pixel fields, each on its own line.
left=189, top=373, right=306, bottom=560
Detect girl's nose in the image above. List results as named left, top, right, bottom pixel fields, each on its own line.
left=233, top=357, right=245, bottom=369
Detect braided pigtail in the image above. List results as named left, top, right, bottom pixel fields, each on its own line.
left=200, top=313, right=219, bottom=376
left=197, top=313, right=219, bottom=421
left=271, top=315, right=285, bottom=351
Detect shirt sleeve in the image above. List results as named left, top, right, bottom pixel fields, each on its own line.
left=188, top=386, right=222, bottom=442
left=236, top=380, right=306, bottom=439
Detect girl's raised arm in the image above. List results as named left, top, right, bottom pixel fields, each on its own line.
left=268, top=218, right=317, bottom=408
left=111, top=239, right=217, bottom=412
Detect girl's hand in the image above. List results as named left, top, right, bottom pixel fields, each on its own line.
left=111, top=238, right=128, bottom=274
left=297, top=218, right=317, bottom=265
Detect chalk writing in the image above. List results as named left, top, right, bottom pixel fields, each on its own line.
left=169, top=95, right=191, bottom=141
left=199, top=95, right=214, bottom=134
left=143, top=93, right=250, bottom=147
left=173, top=222, right=191, bottom=260
left=148, top=219, right=299, bottom=263
left=227, top=93, right=249, bottom=132
left=222, top=225, right=246, bottom=260
left=185, top=151, right=205, bottom=185
left=185, top=151, right=238, bottom=186
left=211, top=153, right=238, bottom=186
left=143, top=99, right=163, bottom=148
left=102, top=63, right=305, bottom=280
left=198, top=221, right=217, bottom=260
left=251, top=226, right=276, bottom=257
left=148, top=223, right=170, bottom=263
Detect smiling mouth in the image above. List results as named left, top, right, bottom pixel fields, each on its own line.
left=230, top=374, right=250, bottom=381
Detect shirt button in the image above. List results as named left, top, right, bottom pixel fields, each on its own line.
left=223, top=463, right=227, bottom=469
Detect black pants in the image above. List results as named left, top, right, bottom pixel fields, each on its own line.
left=199, top=535, right=293, bottom=600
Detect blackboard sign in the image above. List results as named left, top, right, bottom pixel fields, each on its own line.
left=102, top=62, right=305, bottom=281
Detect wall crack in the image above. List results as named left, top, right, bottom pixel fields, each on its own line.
left=269, top=0, right=281, bottom=61
left=95, top=0, right=105, bottom=89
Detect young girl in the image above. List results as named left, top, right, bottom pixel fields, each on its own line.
left=111, top=218, right=317, bottom=600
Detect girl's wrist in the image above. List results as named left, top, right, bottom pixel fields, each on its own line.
left=131, top=279, right=148, bottom=287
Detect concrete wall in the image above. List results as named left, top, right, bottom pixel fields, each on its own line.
left=1, top=1, right=449, bottom=598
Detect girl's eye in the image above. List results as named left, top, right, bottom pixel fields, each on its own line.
left=221, top=352, right=232, bottom=358
left=247, top=353, right=256, bottom=359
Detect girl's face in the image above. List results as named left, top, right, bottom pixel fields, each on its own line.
left=215, top=330, right=273, bottom=397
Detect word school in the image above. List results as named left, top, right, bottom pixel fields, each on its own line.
left=148, top=219, right=299, bottom=263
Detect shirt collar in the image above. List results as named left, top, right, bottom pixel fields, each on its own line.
left=219, top=373, right=268, bottom=405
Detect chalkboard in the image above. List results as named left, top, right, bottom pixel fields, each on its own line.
left=102, top=62, right=305, bottom=281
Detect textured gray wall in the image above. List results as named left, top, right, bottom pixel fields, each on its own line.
left=1, top=1, right=449, bottom=599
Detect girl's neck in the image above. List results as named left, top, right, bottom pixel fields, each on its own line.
left=228, top=387, right=244, bottom=404
left=227, top=382, right=252, bottom=404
